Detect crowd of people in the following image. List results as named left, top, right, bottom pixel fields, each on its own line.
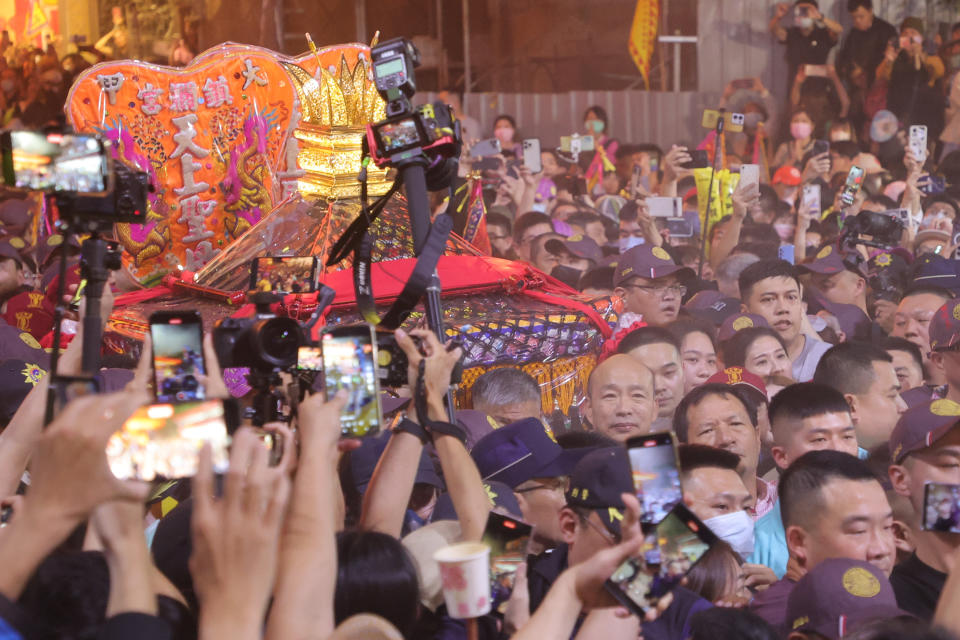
left=8, top=0, right=960, bottom=639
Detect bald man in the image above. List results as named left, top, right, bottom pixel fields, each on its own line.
left=582, top=354, right=657, bottom=443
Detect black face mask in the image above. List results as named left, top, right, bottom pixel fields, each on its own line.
left=550, top=264, right=583, bottom=289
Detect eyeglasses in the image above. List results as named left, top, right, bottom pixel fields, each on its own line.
left=623, top=283, right=687, bottom=298
left=515, top=477, right=568, bottom=494
left=580, top=512, right=621, bottom=545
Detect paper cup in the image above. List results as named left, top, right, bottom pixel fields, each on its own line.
left=432, top=542, right=492, bottom=618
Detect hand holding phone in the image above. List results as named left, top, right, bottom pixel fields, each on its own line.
left=484, top=512, right=533, bottom=611
left=739, top=164, right=759, bottom=194
left=605, top=504, right=718, bottom=617
left=839, top=166, right=865, bottom=207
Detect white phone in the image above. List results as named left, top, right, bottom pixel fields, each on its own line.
left=739, top=164, right=759, bottom=193
left=801, top=183, right=821, bottom=219
left=910, top=125, right=928, bottom=163
left=522, top=138, right=542, bottom=173
left=646, top=196, right=682, bottom=218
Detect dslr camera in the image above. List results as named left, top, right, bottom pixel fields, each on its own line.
left=0, top=130, right=149, bottom=232
left=840, top=209, right=906, bottom=251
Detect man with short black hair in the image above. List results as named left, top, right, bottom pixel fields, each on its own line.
left=813, top=342, right=907, bottom=449
left=750, top=450, right=896, bottom=629
left=617, top=326, right=686, bottom=430
left=485, top=211, right=514, bottom=259
left=749, top=383, right=862, bottom=578
left=512, top=211, right=554, bottom=264
left=739, top=259, right=831, bottom=381
left=888, top=399, right=960, bottom=620
left=675, top=383, right=773, bottom=519
left=884, top=336, right=926, bottom=392
left=891, top=285, right=955, bottom=386
left=471, top=367, right=543, bottom=428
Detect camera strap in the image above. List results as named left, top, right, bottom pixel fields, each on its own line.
left=344, top=143, right=455, bottom=330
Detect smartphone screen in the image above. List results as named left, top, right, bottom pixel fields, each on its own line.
left=1, top=132, right=109, bottom=193
left=840, top=166, right=865, bottom=206
left=484, top=512, right=533, bottom=612
left=626, top=432, right=682, bottom=524
left=250, top=256, right=318, bottom=295
left=322, top=326, right=381, bottom=437
left=605, top=504, right=717, bottom=617
left=522, top=138, right=542, bottom=173
left=150, top=311, right=206, bottom=404
left=664, top=217, right=694, bottom=238
left=469, top=138, right=502, bottom=158
left=779, top=244, right=795, bottom=265
left=296, top=345, right=324, bottom=371
left=106, top=399, right=236, bottom=481
left=923, top=483, right=960, bottom=533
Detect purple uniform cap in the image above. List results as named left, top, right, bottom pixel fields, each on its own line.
left=786, top=558, right=910, bottom=639
left=614, top=244, right=694, bottom=287
left=889, top=398, right=960, bottom=464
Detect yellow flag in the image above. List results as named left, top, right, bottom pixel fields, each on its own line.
left=27, top=0, right=47, bottom=35
left=628, top=0, right=660, bottom=88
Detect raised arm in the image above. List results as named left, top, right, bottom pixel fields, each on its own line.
left=399, top=329, right=489, bottom=542
left=264, top=393, right=347, bottom=640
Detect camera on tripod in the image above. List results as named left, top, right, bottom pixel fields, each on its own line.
left=366, top=38, right=461, bottom=171
left=0, top=130, right=149, bottom=232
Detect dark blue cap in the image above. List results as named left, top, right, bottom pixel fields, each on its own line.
left=351, top=431, right=444, bottom=493
left=431, top=480, right=523, bottom=522
left=911, top=254, right=960, bottom=295
left=565, top=446, right=633, bottom=536
left=470, top=417, right=582, bottom=488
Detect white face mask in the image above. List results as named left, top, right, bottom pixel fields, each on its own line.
left=704, top=510, right=755, bottom=560
left=619, top=236, right=645, bottom=253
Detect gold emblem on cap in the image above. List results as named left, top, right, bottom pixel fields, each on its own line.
left=18, top=332, right=41, bottom=349
left=621, top=266, right=634, bottom=276
left=726, top=367, right=744, bottom=383
left=792, top=616, right=810, bottom=630
left=842, top=567, right=881, bottom=598
left=732, top=316, right=754, bottom=331
left=9, top=237, right=24, bottom=249
left=875, top=253, right=892, bottom=267
left=652, top=246, right=670, bottom=261
left=47, top=234, right=63, bottom=247
left=486, top=415, right=501, bottom=430
left=953, top=303, right=960, bottom=322
left=892, top=443, right=903, bottom=460
left=930, top=399, right=960, bottom=417
left=817, top=246, right=832, bottom=259
left=568, top=234, right=583, bottom=242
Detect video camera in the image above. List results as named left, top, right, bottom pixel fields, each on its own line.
left=840, top=209, right=906, bottom=251
left=0, top=130, right=149, bottom=232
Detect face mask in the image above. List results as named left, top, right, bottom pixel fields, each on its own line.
left=790, top=121, right=813, bottom=140
left=1, top=80, right=14, bottom=93
left=705, top=510, right=755, bottom=560
left=586, top=119, right=604, bottom=135
left=495, top=127, right=514, bottom=143
left=951, top=54, right=960, bottom=68
left=744, top=112, right=764, bottom=129
left=773, top=223, right=795, bottom=241
left=619, top=236, right=645, bottom=253
left=551, top=264, right=583, bottom=289
left=798, top=17, right=814, bottom=29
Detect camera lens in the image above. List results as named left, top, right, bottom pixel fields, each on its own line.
left=252, top=317, right=302, bottom=369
